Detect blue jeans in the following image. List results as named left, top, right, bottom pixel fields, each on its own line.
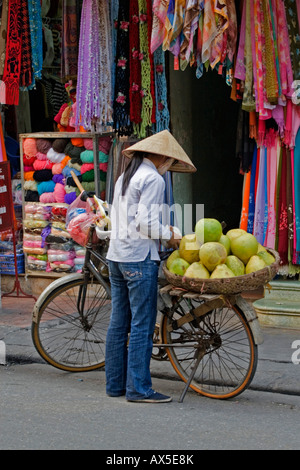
left=105, top=254, right=159, bottom=399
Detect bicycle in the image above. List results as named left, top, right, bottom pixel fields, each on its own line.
left=32, top=201, right=263, bottom=401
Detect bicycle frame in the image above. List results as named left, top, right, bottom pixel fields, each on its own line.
left=77, top=224, right=111, bottom=320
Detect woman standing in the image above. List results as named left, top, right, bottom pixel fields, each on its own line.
left=105, top=130, right=196, bottom=403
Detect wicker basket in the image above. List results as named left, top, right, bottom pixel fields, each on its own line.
left=162, top=248, right=280, bottom=295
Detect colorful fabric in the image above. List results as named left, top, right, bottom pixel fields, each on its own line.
left=2, top=0, right=22, bottom=105
left=27, top=0, right=43, bottom=90
left=151, top=0, right=170, bottom=54
left=61, top=0, right=78, bottom=80
left=20, top=0, right=32, bottom=88
left=153, top=46, right=170, bottom=132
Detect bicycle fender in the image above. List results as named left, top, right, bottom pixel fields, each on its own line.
left=235, top=296, right=264, bottom=345
left=32, top=273, right=84, bottom=323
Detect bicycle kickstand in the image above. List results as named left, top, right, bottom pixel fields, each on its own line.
left=178, top=346, right=205, bottom=403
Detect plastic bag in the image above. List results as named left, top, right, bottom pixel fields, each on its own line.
left=66, top=193, right=98, bottom=246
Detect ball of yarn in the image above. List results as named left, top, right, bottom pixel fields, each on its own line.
left=54, top=103, right=68, bottom=124
left=68, top=161, right=82, bottom=171
left=36, top=152, right=48, bottom=161
left=71, top=137, right=84, bottom=147
left=25, top=190, right=39, bottom=202
left=23, top=154, right=36, bottom=166
left=80, top=150, right=94, bottom=163
left=24, top=171, right=35, bottom=181
left=47, top=148, right=66, bottom=163
left=40, top=192, right=56, bottom=203
left=24, top=180, right=38, bottom=191
left=52, top=174, right=64, bottom=184
left=83, top=139, right=93, bottom=150
left=63, top=166, right=81, bottom=178
left=36, top=139, right=52, bottom=154
left=64, top=192, right=77, bottom=205
left=66, top=175, right=82, bottom=187
left=100, top=162, right=108, bottom=172
left=33, top=159, right=53, bottom=171
left=65, top=142, right=84, bottom=160
left=24, top=165, right=34, bottom=172
left=80, top=163, right=94, bottom=174
left=82, top=170, right=94, bottom=182
left=54, top=183, right=66, bottom=203
left=23, top=138, right=37, bottom=157
left=52, top=162, right=63, bottom=175
left=33, top=169, right=53, bottom=182
left=38, top=180, right=56, bottom=195
left=99, top=151, right=109, bottom=163
left=52, top=138, right=69, bottom=153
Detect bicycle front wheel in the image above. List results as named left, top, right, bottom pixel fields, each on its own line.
left=162, top=299, right=258, bottom=399
left=32, top=277, right=111, bottom=372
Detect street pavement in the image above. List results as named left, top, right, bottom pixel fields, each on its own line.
left=0, top=294, right=300, bottom=397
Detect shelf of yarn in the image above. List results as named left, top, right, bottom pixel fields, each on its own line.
left=23, top=202, right=86, bottom=275
left=20, top=132, right=113, bottom=276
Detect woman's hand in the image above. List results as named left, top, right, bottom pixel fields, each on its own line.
left=167, top=226, right=181, bottom=249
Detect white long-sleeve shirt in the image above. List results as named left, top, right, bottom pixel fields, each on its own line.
left=106, top=158, right=172, bottom=262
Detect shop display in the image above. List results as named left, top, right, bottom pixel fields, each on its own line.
left=20, top=132, right=112, bottom=274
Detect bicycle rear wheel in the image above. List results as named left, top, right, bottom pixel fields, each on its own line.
left=162, top=298, right=257, bottom=399
left=32, top=276, right=111, bottom=372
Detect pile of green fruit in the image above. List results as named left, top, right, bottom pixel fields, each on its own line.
left=167, top=218, right=275, bottom=280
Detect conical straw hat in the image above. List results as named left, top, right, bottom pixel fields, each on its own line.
left=122, top=130, right=197, bottom=173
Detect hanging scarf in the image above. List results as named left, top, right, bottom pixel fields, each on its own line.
left=137, top=0, right=153, bottom=138
left=27, top=0, right=43, bottom=90
left=286, top=147, right=294, bottom=262
left=293, top=129, right=300, bottom=263
left=234, top=0, right=246, bottom=81
left=20, top=0, right=32, bottom=88
left=210, top=0, right=228, bottom=69
left=253, top=147, right=266, bottom=244
left=98, top=0, right=113, bottom=129
left=262, top=0, right=278, bottom=105
left=76, top=0, right=102, bottom=131
left=180, top=0, right=200, bottom=65
left=153, top=46, right=170, bottom=133
left=264, top=141, right=278, bottom=249
left=151, top=0, right=170, bottom=54
left=285, top=0, right=300, bottom=81
left=2, top=0, right=22, bottom=105
left=202, top=0, right=217, bottom=64
left=113, top=0, right=131, bottom=135
left=129, top=0, right=142, bottom=128
left=240, top=171, right=251, bottom=231
left=61, top=0, right=79, bottom=80
left=247, top=146, right=258, bottom=234
left=277, top=146, right=288, bottom=264
left=146, top=0, right=156, bottom=125
left=242, top=0, right=256, bottom=112
left=275, top=0, right=294, bottom=98
left=110, top=0, right=119, bottom=104
left=0, top=0, right=8, bottom=77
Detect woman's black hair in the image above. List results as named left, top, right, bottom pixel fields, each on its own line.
left=122, top=152, right=145, bottom=195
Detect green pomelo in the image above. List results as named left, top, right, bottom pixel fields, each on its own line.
left=169, top=257, right=190, bottom=276
left=184, top=262, right=210, bottom=279
left=257, top=243, right=267, bottom=253
left=257, top=250, right=275, bottom=266
left=179, top=234, right=200, bottom=264
left=230, top=233, right=258, bottom=264
left=219, top=234, right=231, bottom=255
left=245, top=255, right=266, bottom=274
left=210, top=264, right=235, bottom=279
left=225, top=255, right=245, bottom=276
left=226, top=228, right=247, bottom=242
left=199, top=242, right=227, bottom=272
left=166, top=250, right=180, bottom=270
left=195, top=218, right=222, bottom=244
